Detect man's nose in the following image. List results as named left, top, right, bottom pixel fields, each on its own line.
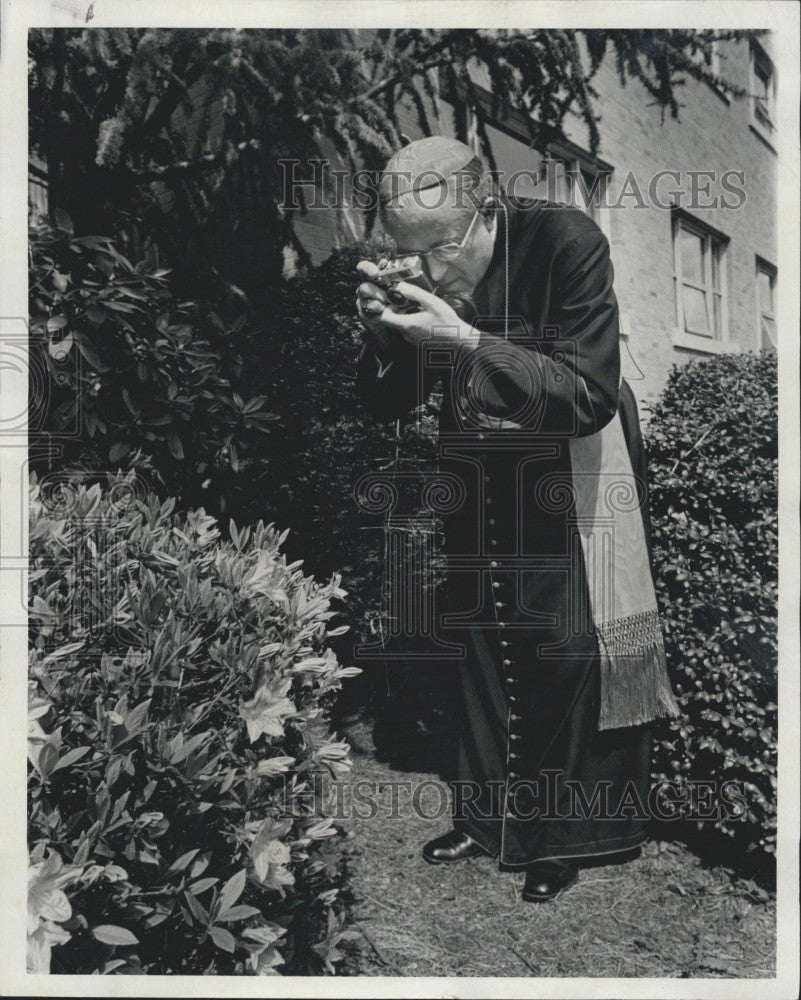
left=425, top=256, right=450, bottom=284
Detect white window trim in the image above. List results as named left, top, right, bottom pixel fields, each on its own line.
left=671, top=213, right=731, bottom=354
left=458, top=101, right=613, bottom=240
left=750, top=41, right=777, bottom=150
left=756, top=257, right=777, bottom=352
left=565, top=160, right=612, bottom=241
left=690, top=36, right=731, bottom=105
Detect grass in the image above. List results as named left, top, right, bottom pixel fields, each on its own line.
left=335, top=717, right=776, bottom=979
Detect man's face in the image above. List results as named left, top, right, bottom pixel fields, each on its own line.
left=384, top=195, right=496, bottom=295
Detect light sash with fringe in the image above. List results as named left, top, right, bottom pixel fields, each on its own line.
left=470, top=394, right=680, bottom=730
left=567, top=409, right=680, bottom=730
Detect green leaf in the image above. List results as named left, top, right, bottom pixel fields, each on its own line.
left=217, top=868, right=246, bottom=915
left=52, top=746, right=91, bottom=771
left=217, top=904, right=261, bottom=923
left=190, top=853, right=210, bottom=879
left=183, top=890, right=209, bottom=925
left=104, top=299, right=137, bottom=313
left=36, top=741, right=59, bottom=779
left=167, top=849, right=200, bottom=874
left=167, top=432, right=184, bottom=460
left=47, top=333, right=75, bottom=362
left=207, top=925, right=236, bottom=952
left=189, top=877, right=218, bottom=894
left=92, top=924, right=139, bottom=947
left=75, top=337, right=102, bottom=368
left=109, top=442, right=132, bottom=463
left=53, top=207, right=74, bottom=234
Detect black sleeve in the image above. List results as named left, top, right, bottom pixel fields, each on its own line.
left=462, top=228, right=621, bottom=437
left=355, top=332, right=439, bottom=423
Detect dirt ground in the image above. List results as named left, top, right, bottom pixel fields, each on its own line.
left=336, top=718, right=776, bottom=979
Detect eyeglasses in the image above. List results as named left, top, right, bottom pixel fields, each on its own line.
left=398, top=207, right=483, bottom=263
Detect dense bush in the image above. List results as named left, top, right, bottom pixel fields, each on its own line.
left=645, top=352, right=777, bottom=857
left=29, top=213, right=278, bottom=515
left=31, top=219, right=443, bottom=664
left=28, top=472, right=360, bottom=974
left=237, top=239, right=445, bottom=677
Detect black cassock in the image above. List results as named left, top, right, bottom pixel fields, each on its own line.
left=357, top=194, right=654, bottom=867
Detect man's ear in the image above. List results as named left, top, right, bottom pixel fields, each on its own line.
left=480, top=196, right=498, bottom=227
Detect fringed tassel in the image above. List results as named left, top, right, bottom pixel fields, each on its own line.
left=596, top=630, right=681, bottom=731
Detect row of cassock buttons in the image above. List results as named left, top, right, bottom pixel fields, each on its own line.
left=480, top=441, right=522, bottom=798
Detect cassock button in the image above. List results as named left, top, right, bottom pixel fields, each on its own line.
left=492, top=581, right=501, bottom=589
left=490, top=561, right=499, bottom=568
left=485, top=497, right=492, bottom=505
left=488, top=518, right=496, bottom=526
left=495, top=601, right=504, bottom=609
left=509, top=695, right=518, bottom=703
left=506, top=810, right=515, bottom=819
left=505, top=676, right=514, bottom=684
left=477, top=433, right=485, bottom=441
left=509, top=753, right=520, bottom=760
left=490, top=539, right=497, bottom=547
left=510, top=734, right=521, bottom=741
left=498, top=621, right=506, bottom=628
left=500, top=640, right=509, bottom=647
left=511, top=714, right=521, bottom=721
left=503, top=658, right=511, bottom=666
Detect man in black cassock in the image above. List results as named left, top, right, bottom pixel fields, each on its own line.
left=355, top=137, right=679, bottom=902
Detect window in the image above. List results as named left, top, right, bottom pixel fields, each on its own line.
left=756, top=259, right=777, bottom=351
left=455, top=97, right=612, bottom=239
left=689, top=35, right=729, bottom=103
left=565, top=163, right=611, bottom=235
left=672, top=213, right=728, bottom=346
left=750, top=41, right=777, bottom=146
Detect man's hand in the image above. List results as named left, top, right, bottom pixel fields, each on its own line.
left=379, top=282, right=480, bottom=349
left=355, top=260, right=399, bottom=359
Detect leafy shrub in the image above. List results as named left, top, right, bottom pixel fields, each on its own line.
left=30, top=219, right=442, bottom=668
left=28, top=472, right=361, bottom=974
left=645, top=352, right=777, bottom=857
left=29, top=213, right=278, bottom=514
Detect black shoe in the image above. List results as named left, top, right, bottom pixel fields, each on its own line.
left=522, top=859, right=579, bottom=902
left=422, top=830, right=485, bottom=865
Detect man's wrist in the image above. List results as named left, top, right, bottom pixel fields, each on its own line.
left=455, top=321, right=482, bottom=351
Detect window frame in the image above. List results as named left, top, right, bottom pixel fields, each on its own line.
left=564, top=161, right=613, bottom=238
left=450, top=83, right=614, bottom=242
left=750, top=40, right=777, bottom=150
left=756, top=257, right=777, bottom=352
left=689, top=35, right=731, bottom=105
left=671, top=210, right=731, bottom=353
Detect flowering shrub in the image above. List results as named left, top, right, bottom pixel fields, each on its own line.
left=646, top=352, right=777, bottom=857
left=28, top=472, right=360, bottom=974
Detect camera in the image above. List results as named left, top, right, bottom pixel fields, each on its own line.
left=373, top=255, right=434, bottom=313
left=373, top=255, right=475, bottom=320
